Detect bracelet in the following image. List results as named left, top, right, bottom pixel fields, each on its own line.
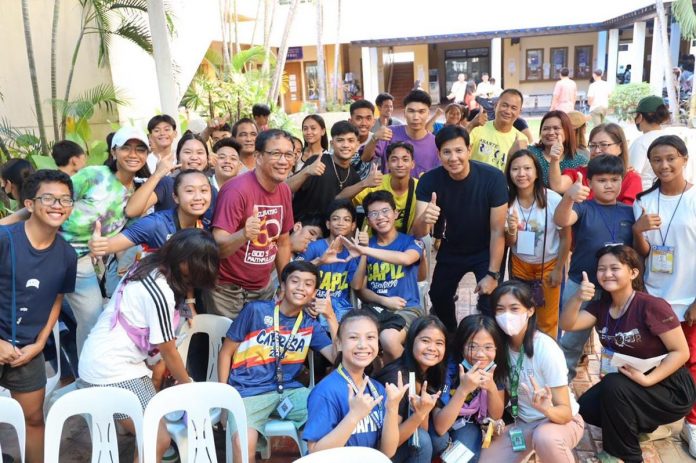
left=185, top=298, right=196, bottom=304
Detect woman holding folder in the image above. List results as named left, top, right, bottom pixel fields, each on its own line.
left=560, top=245, right=696, bottom=463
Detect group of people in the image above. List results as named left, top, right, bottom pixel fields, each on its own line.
left=1, top=81, right=696, bottom=463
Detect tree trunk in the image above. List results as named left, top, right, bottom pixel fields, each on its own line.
left=656, top=0, right=678, bottom=122
left=261, top=0, right=276, bottom=76
left=250, top=0, right=261, bottom=45
left=316, top=0, right=327, bottom=112
left=62, top=13, right=87, bottom=138
left=50, top=0, right=61, bottom=140
left=0, top=135, right=10, bottom=161
left=21, top=0, right=49, bottom=155
left=233, top=0, right=240, bottom=55
left=220, top=0, right=231, bottom=72
left=332, top=0, right=341, bottom=103
left=269, top=0, right=300, bottom=105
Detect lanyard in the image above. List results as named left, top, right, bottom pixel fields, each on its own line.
left=516, top=199, right=536, bottom=231
left=509, top=345, right=525, bottom=420
left=3, top=227, right=17, bottom=346
left=603, top=291, right=635, bottom=348
left=273, top=305, right=303, bottom=394
left=593, top=202, right=619, bottom=242
left=337, top=363, right=384, bottom=415
left=657, top=183, right=688, bottom=246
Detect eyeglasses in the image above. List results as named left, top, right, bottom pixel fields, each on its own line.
left=33, top=194, right=74, bottom=207
left=465, top=343, right=497, bottom=355
left=588, top=142, right=619, bottom=151
left=263, top=150, right=295, bottom=161
left=117, top=145, right=148, bottom=155
left=366, top=207, right=393, bottom=219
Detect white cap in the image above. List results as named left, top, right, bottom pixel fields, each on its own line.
left=111, top=126, right=149, bottom=150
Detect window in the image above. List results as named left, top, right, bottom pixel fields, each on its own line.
left=574, top=45, right=593, bottom=80
left=550, top=47, right=568, bottom=79
left=525, top=49, right=543, bottom=81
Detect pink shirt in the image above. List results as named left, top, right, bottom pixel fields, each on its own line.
left=212, top=171, right=294, bottom=289
left=552, top=78, right=577, bottom=113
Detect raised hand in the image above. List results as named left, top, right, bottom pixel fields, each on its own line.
left=348, top=383, right=383, bottom=422
left=88, top=220, right=108, bottom=257
left=519, top=375, right=554, bottom=416
left=244, top=206, right=261, bottom=241
left=309, top=290, right=335, bottom=321
left=305, top=155, right=326, bottom=177
left=319, top=238, right=348, bottom=265
left=549, top=131, right=564, bottom=161
left=339, top=235, right=364, bottom=259
left=365, top=163, right=383, bottom=188
left=154, top=151, right=180, bottom=177
left=409, top=380, right=442, bottom=419
left=510, top=132, right=528, bottom=154
left=477, top=110, right=488, bottom=126
left=566, top=172, right=590, bottom=203
left=375, top=126, right=393, bottom=142
left=507, top=207, right=519, bottom=234
left=422, top=192, right=441, bottom=225
left=385, top=371, right=409, bottom=409
left=479, top=364, right=497, bottom=392
left=576, top=271, right=596, bottom=302
left=458, top=362, right=482, bottom=394
left=633, top=206, right=662, bottom=233
left=356, top=225, right=369, bottom=247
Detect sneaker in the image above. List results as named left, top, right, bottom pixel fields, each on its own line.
left=681, top=420, right=696, bottom=458
left=639, top=424, right=673, bottom=442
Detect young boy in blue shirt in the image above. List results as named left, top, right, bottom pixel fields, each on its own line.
left=0, top=170, right=78, bottom=463
left=554, top=154, right=636, bottom=379
left=217, top=260, right=337, bottom=462
left=341, top=190, right=424, bottom=363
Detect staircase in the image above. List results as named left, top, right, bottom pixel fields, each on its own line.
left=388, top=62, right=415, bottom=108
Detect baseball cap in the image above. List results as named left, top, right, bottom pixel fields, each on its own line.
left=634, top=95, right=665, bottom=114
left=110, top=126, right=150, bottom=150
left=567, top=111, right=587, bottom=129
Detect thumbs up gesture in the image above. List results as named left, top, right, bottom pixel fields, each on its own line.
left=244, top=206, right=262, bottom=241
left=311, top=289, right=335, bottom=322
left=422, top=192, right=441, bottom=225
left=88, top=220, right=109, bottom=257
left=375, top=126, right=393, bottom=142
left=509, top=132, right=528, bottom=157
left=357, top=224, right=369, bottom=246
left=305, top=155, right=326, bottom=177
left=633, top=205, right=662, bottom=233
left=506, top=207, right=519, bottom=234
left=577, top=271, right=596, bottom=302
left=364, top=162, right=383, bottom=188
left=566, top=172, right=590, bottom=203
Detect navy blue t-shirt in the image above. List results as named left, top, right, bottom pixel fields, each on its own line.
left=0, top=223, right=77, bottom=346
left=569, top=200, right=635, bottom=285
left=366, top=233, right=423, bottom=308
left=303, top=369, right=386, bottom=447
left=154, top=175, right=217, bottom=228
left=416, top=162, right=507, bottom=255
left=121, top=208, right=190, bottom=253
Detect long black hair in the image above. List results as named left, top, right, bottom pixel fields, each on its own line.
left=333, top=309, right=380, bottom=369
left=595, top=245, right=646, bottom=295
left=490, top=281, right=545, bottom=358
left=637, top=135, right=689, bottom=200
left=452, top=314, right=508, bottom=385
left=302, top=114, right=329, bottom=151
left=401, top=315, right=448, bottom=393
left=126, top=228, right=219, bottom=304
left=505, top=149, right=547, bottom=209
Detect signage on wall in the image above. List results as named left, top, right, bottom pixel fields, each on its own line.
left=445, top=48, right=489, bottom=59
left=287, top=47, right=303, bottom=60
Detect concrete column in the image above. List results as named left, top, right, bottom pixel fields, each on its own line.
left=147, top=0, right=178, bottom=118
left=670, top=20, right=681, bottom=66
left=596, top=31, right=608, bottom=73
left=650, top=20, right=664, bottom=95
left=607, top=29, right=620, bottom=89
left=491, top=37, right=502, bottom=84
left=631, top=21, right=646, bottom=84
left=361, top=46, right=379, bottom=103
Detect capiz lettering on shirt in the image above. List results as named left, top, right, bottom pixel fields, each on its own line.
left=352, top=410, right=382, bottom=435
left=320, top=271, right=349, bottom=291
left=256, top=329, right=308, bottom=354
left=367, top=263, right=405, bottom=281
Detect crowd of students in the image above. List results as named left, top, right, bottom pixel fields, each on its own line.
left=1, top=89, right=696, bottom=463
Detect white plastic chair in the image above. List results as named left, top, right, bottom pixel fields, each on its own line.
left=166, top=314, right=232, bottom=461
left=260, top=354, right=316, bottom=460
left=142, top=382, right=248, bottom=463
left=0, top=396, right=26, bottom=462
left=44, top=387, right=144, bottom=463
left=293, top=446, right=392, bottom=462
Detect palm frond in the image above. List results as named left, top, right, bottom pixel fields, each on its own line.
left=113, top=16, right=153, bottom=53
left=109, top=0, right=149, bottom=13
left=231, top=46, right=270, bottom=73
left=673, top=0, right=696, bottom=40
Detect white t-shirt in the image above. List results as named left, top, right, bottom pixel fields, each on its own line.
left=476, top=81, right=495, bottom=98
left=508, top=332, right=580, bottom=423
left=510, top=190, right=563, bottom=264
left=633, top=186, right=696, bottom=320
left=449, top=81, right=467, bottom=103
left=587, top=80, right=610, bottom=110
left=78, top=271, right=177, bottom=384
left=628, top=129, right=668, bottom=190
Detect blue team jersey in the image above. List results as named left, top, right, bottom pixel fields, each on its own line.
left=226, top=300, right=331, bottom=397
left=121, top=208, right=204, bottom=253
left=154, top=175, right=217, bottom=228
left=366, top=233, right=423, bottom=308
left=297, top=239, right=358, bottom=323
left=303, top=369, right=386, bottom=447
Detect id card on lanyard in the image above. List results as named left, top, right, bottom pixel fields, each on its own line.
left=337, top=363, right=384, bottom=417
left=651, top=185, right=687, bottom=274
left=508, top=346, right=527, bottom=452
left=273, top=305, right=303, bottom=394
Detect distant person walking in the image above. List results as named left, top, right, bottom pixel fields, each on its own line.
left=551, top=68, right=577, bottom=113
left=587, top=69, right=611, bottom=125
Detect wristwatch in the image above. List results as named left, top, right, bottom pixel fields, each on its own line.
left=486, top=270, right=501, bottom=280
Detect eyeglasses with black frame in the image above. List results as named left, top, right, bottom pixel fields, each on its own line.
left=263, top=150, right=296, bottom=161
left=33, top=194, right=74, bottom=207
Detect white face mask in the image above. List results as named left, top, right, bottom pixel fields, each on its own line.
left=495, top=312, right=528, bottom=336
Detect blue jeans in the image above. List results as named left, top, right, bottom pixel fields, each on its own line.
left=64, top=255, right=105, bottom=356
left=559, top=278, right=595, bottom=381
left=391, top=420, right=482, bottom=463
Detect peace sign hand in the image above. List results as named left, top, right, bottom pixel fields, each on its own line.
left=385, top=371, right=410, bottom=409
left=347, top=383, right=383, bottom=422
left=520, top=375, right=554, bottom=416
left=409, top=380, right=442, bottom=419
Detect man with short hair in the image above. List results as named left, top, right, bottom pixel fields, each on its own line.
left=368, top=90, right=440, bottom=178
left=447, top=73, right=467, bottom=104
left=372, top=93, right=403, bottom=134
left=551, top=67, right=578, bottom=113
left=469, top=89, right=528, bottom=171
left=208, top=129, right=295, bottom=319
left=412, top=125, right=507, bottom=330
left=587, top=69, right=611, bottom=126
left=146, top=114, right=178, bottom=174
left=52, top=140, right=86, bottom=176
left=252, top=103, right=272, bottom=131
left=0, top=170, right=78, bottom=463
left=475, top=73, right=494, bottom=98
left=232, top=118, right=260, bottom=172
left=211, top=137, right=243, bottom=190
left=348, top=100, right=377, bottom=179
left=211, top=123, right=233, bottom=145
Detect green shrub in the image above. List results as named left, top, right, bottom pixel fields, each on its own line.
left=608, top=83, right=653, bottom=121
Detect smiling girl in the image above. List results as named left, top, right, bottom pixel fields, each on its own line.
left=529, top=111, right=587, bottom=187
left=299, top=115, right=329, bottom=171
left=303, top=309, right=407, bottom=457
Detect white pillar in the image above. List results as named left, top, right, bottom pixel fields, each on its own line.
left=596, top=31, right=607, bottom=73
left=491, top=37, right=502, bottom=84
left=670, top=20, right=681, bottom=66
left=650, top=23, right=664, bottom=95
left=361, top=46, right=379, bottom=103
left=147, top=0, right=178, bottom=118
left=607, top=29, right=620, bottom=89
left=631, top=21, right=646, bottom=84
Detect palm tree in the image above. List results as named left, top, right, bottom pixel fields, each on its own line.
left=672, top=0, right=696, bottom=124
left=261, top=0, right=277, bottom=76
left=269, top=0, right=300, bottom=105
left=315, top=0, right=327, bottom=112
left=21, top=0, right=49, bottom=156
left=50, top=0, right=61, bottom=140
left=656, top=0, right=677, bottom=122
left=332, top=0, right=342, bottom=103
